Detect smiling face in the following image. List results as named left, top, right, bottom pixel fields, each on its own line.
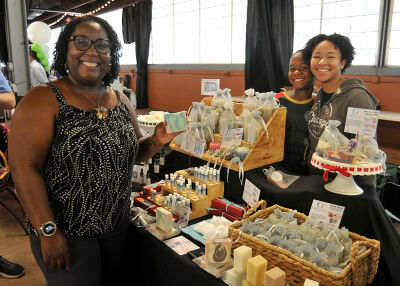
left=66, top=21, right=110, bottom=86
left=288, top=53, right=314, bottom=91
left=310, top=40, right=346, bottom=85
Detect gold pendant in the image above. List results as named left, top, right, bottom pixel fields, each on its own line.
left=95, top=106, right=108, bottom=119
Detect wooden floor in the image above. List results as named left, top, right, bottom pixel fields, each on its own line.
left=0, top=188, right=46, bottom=286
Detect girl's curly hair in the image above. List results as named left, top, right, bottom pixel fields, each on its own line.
left=303, top=33, right=355, bottom=74
left=52, top=15, right=122, bottom=86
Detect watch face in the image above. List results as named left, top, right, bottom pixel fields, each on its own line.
left=43, top=223, right=56, bottom=236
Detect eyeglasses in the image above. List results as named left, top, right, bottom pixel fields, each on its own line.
left=68, top=35, right=111, bottom=54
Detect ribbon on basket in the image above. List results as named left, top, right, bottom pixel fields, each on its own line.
left=322, top=164, right=351, bottom=181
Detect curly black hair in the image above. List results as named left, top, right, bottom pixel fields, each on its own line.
left=52, top=15, right=122, bottom=86
left=302, top=33, right=355, bottom=73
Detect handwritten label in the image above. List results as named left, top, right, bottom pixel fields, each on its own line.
left=344, top=107, right=379, bottom=137
left=242, top=179, right=261, bottom=207
left=308, top=200, right=345, bottom=230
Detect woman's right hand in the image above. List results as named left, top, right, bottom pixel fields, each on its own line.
left=40, top=231, right=70, bottom=270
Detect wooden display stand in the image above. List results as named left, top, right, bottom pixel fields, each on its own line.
left=148, top=169, right=224, bottom=221
left=169, top=97, right=287, bottom=171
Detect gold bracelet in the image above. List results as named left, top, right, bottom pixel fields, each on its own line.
left=149, top=137, right=163, bottom=148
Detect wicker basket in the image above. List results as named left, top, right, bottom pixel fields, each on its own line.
left=0, top=150, right=9, bottom=190
left=228, top=201, right=380, bottom=286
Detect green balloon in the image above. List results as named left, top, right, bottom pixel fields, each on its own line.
left=40, top=58, right=48, bottom=66
left=37, top=51, right=45, bottom=59
left=31, top=43, right=41, bottom=52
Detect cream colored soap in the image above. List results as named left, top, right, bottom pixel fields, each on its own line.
left=242, top=280, right=254, bottom=286
left=304, top=278, right=319, bottom=286
left=225, top=268, right=245, bottom=286
left=234, top=245, right=252, bottom=274
left=246, top=255, right=267, bottom=286
left=265, top=267, right=285, bottom=286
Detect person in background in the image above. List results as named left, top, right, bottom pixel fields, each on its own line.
left=0, top=69, right=24, bottom=280
left=302, top=33, right=379, bottom=173
left=29, top=49, right=48, bottom=87
left=9, top=15, right=181, bottom=286
left=275, top=50, right=315, bottom=175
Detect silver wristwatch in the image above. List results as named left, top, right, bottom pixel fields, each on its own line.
left=34, top=221, right=57, bottom=237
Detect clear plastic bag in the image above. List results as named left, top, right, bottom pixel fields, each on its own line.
left=262, top=166, right=300, bottom=189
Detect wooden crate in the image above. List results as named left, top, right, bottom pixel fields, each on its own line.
left=150, top=169, right=224, bottom=220
left=169, top=97, right=287, bottom=171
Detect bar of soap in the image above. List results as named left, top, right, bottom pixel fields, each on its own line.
left=225, top=268, right=245, bottom=286
left=304, top=278, right=319, bottom=286
left=265, top=267, right=285, bottom=286
left=205, top=238, right=232, bottom=265
left=234, top=245, right=252, bottom=274
left=156, top=207, right=172, bottom=233
left=165, top=111, right=188, bottom=133
left=242, top=280, right=254, bottom=286
left=246, top=255, right=268, bottom=286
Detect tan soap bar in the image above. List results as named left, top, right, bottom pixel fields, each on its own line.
left=304, top=278, right=319, bottom=286
left=225, top=268, right=245, bottom=286
left=265, top=267, right=285, bottom=286
left=246, top=255, right=267, bottom=286
left=234, top=245, right=252, bottom=273
left=242, top=280, right=254, bottom=286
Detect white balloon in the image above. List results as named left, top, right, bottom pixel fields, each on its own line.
left=42, top=44, right=49, bottom=53
left=27, top=21, right=52, bottom=45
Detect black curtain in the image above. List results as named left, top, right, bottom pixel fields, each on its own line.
left=122, top=0, right=152, bottom=109
left=245, top=0, right=294, bottom=92
left=0, top=0, right=8, bottom=63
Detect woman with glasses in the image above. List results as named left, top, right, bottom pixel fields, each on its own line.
left=8, top=15, right=180, bottom=286
left=275, top=50, right=315, bottom=175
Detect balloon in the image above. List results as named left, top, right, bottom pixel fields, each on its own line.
left=40, top=58, right=49, bottom=66
left=27, top=21, right=52, bottom=45
left=41, top=44, right=49, bottom=53
left=31, top=43, right=41, bottom=52
left=45, top=66, right=50, bottom=72
left=37, top=51, right=45, bottom=60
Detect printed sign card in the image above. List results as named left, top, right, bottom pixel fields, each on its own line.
left=344, top=107, right=380, bottom=137
left=308, top=199, right=345, bottom=230
left=242, top=179, right=261, bottom=207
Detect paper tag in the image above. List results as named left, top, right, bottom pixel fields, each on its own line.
left=344, top=107, right=380, bottom=137
left=164, top=235, right=199, bottom=255
left=242, top=179, right=261, bottom=207
left=308, top=199, right=345, bottom=230
left=181, top=134, right=206, bottom=157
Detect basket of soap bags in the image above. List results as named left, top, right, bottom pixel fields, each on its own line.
left=228, top=200, right=380, bottom=286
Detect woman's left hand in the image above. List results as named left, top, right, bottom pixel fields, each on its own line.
left=151, top=121, right=187, bottom=146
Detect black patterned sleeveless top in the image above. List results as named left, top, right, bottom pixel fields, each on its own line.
left=27, top=82, right=139, bottom=237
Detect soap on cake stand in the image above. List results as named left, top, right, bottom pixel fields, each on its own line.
left=311, top=153, right=385, bottom=196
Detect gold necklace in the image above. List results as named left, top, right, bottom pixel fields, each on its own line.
left=69, top=78, right=109, bottom=119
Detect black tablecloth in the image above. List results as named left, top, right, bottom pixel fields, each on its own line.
left=125, top=151, right=400, bottom=286
left=125, top=219, right=226, bottom=286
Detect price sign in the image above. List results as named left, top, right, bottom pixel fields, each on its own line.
left=345, top=107, right=380, bottom=137
left=308, top=200, right=345, bottom=230
left=242, top=179, right=261, bottom=207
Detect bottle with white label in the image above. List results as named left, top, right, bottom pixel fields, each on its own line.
left=153, top=157, right=160, bottom=174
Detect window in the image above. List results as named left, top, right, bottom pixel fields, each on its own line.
left=388, top=0, right=400, bottom=65
left=99, top=9, right=136, bottom=65
left=149, top=0, right=247, bottom=64
left=294, top=0, right=381, bottom=66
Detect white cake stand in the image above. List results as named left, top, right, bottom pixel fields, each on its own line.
left=311, top=153, right=385, bottom=196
